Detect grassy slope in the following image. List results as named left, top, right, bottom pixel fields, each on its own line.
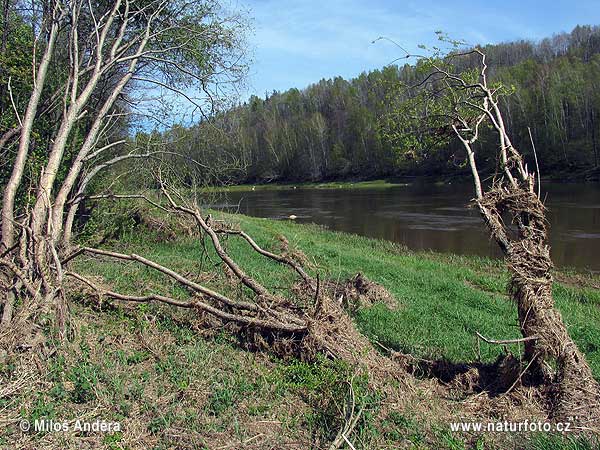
left=134, top=212, right=598, bottom=375
left=81, top=211, right=600, bottom=446
left=4, top=210, right=599, bottom=449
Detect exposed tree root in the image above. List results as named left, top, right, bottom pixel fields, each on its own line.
left=62, top=183, right=410, bottom=396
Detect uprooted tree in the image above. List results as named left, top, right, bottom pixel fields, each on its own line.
left=2, top=0, right=598, bottom=437
left=382, top=41, right=600, bottom=424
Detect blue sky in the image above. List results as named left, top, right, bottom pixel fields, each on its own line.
left=240, top=0, right=600, bottom=98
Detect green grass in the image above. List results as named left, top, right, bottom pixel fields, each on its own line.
left=81, top=210, right=600, bottom=377
left=15, top=204, right=593, bottom=449
left=5, top=303, right=328, bottom=448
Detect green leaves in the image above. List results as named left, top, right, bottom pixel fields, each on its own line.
left=379, top=39, right=513, bottom=169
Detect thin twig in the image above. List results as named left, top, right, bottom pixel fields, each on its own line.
left=501, top=352, right=540, bottom=397
left=475, top=331, right=539, bottom=345
left=528, top=127, right=541, bottom=199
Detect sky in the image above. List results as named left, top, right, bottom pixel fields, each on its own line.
left=239, top=0, right=600, bottom=99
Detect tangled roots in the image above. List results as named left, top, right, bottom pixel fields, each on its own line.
left=478, top=187, right=600, bottom=426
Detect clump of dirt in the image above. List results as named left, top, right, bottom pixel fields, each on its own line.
left=138, top=210, right=196, bottom=241
left=287, top=272, right=398, bottom=324
left=333, top=272, right=399, bottom=311
left=137, top=214, right=178, bottom=240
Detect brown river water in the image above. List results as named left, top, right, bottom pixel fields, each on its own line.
left=215, top=182, right=600, bottom=272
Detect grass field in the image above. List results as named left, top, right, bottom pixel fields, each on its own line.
left=4, top=206, right=599, bottom=449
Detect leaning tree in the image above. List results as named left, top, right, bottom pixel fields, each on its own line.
left=0, top=0, right=252, bottom=340
left=382, top=43, right=599, bottom=425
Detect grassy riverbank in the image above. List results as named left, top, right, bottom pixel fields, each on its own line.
left=207, top=178, right=410, bottom=192
left=87, top=210, right=600, bottom=375
left=208, top=172, right=600, bottom=194
left=4, top=208, right=599, bottom=449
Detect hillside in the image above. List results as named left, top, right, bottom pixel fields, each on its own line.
left=155, top=25, right=600, bottom=184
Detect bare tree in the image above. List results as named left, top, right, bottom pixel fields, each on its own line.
left=384, top=44, right=600, bottom=424
left=0, top=0, right=248, bottom=341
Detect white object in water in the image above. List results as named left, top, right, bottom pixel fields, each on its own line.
left=288, top=215, right=297, bottom=220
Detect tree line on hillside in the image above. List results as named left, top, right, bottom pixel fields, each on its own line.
left=155, top=25, right=600, bottom=184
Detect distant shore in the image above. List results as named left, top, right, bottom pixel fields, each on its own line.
left=209, top=169, right=600, bottom=193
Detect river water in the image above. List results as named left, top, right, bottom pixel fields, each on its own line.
left=216, top=182, right=600, bottom=272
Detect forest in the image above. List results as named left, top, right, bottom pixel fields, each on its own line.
left=153, top=25, right=600, bottom=184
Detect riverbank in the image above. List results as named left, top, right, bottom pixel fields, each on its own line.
left=210, top=168, right=600, bottom=193
left=206, top=178, right=409, bottom=192
left=228, top=213, right=597, bottom=369
left=4, top=208, right=599, bottom=448
left=137, top=210, right=598, bottom=371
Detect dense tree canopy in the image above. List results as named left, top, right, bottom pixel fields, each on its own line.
left=164, top=25, right=600, bottom=184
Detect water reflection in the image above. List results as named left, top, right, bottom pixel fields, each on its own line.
left=216, top=183, right=600, bottom=271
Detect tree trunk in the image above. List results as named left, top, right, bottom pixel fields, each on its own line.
left=1, top=10, right=60, bottom=249
left=478, top=187, right=599, bottom=423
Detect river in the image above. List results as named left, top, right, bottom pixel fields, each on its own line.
left=215, top=182, right=600, bottom=272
